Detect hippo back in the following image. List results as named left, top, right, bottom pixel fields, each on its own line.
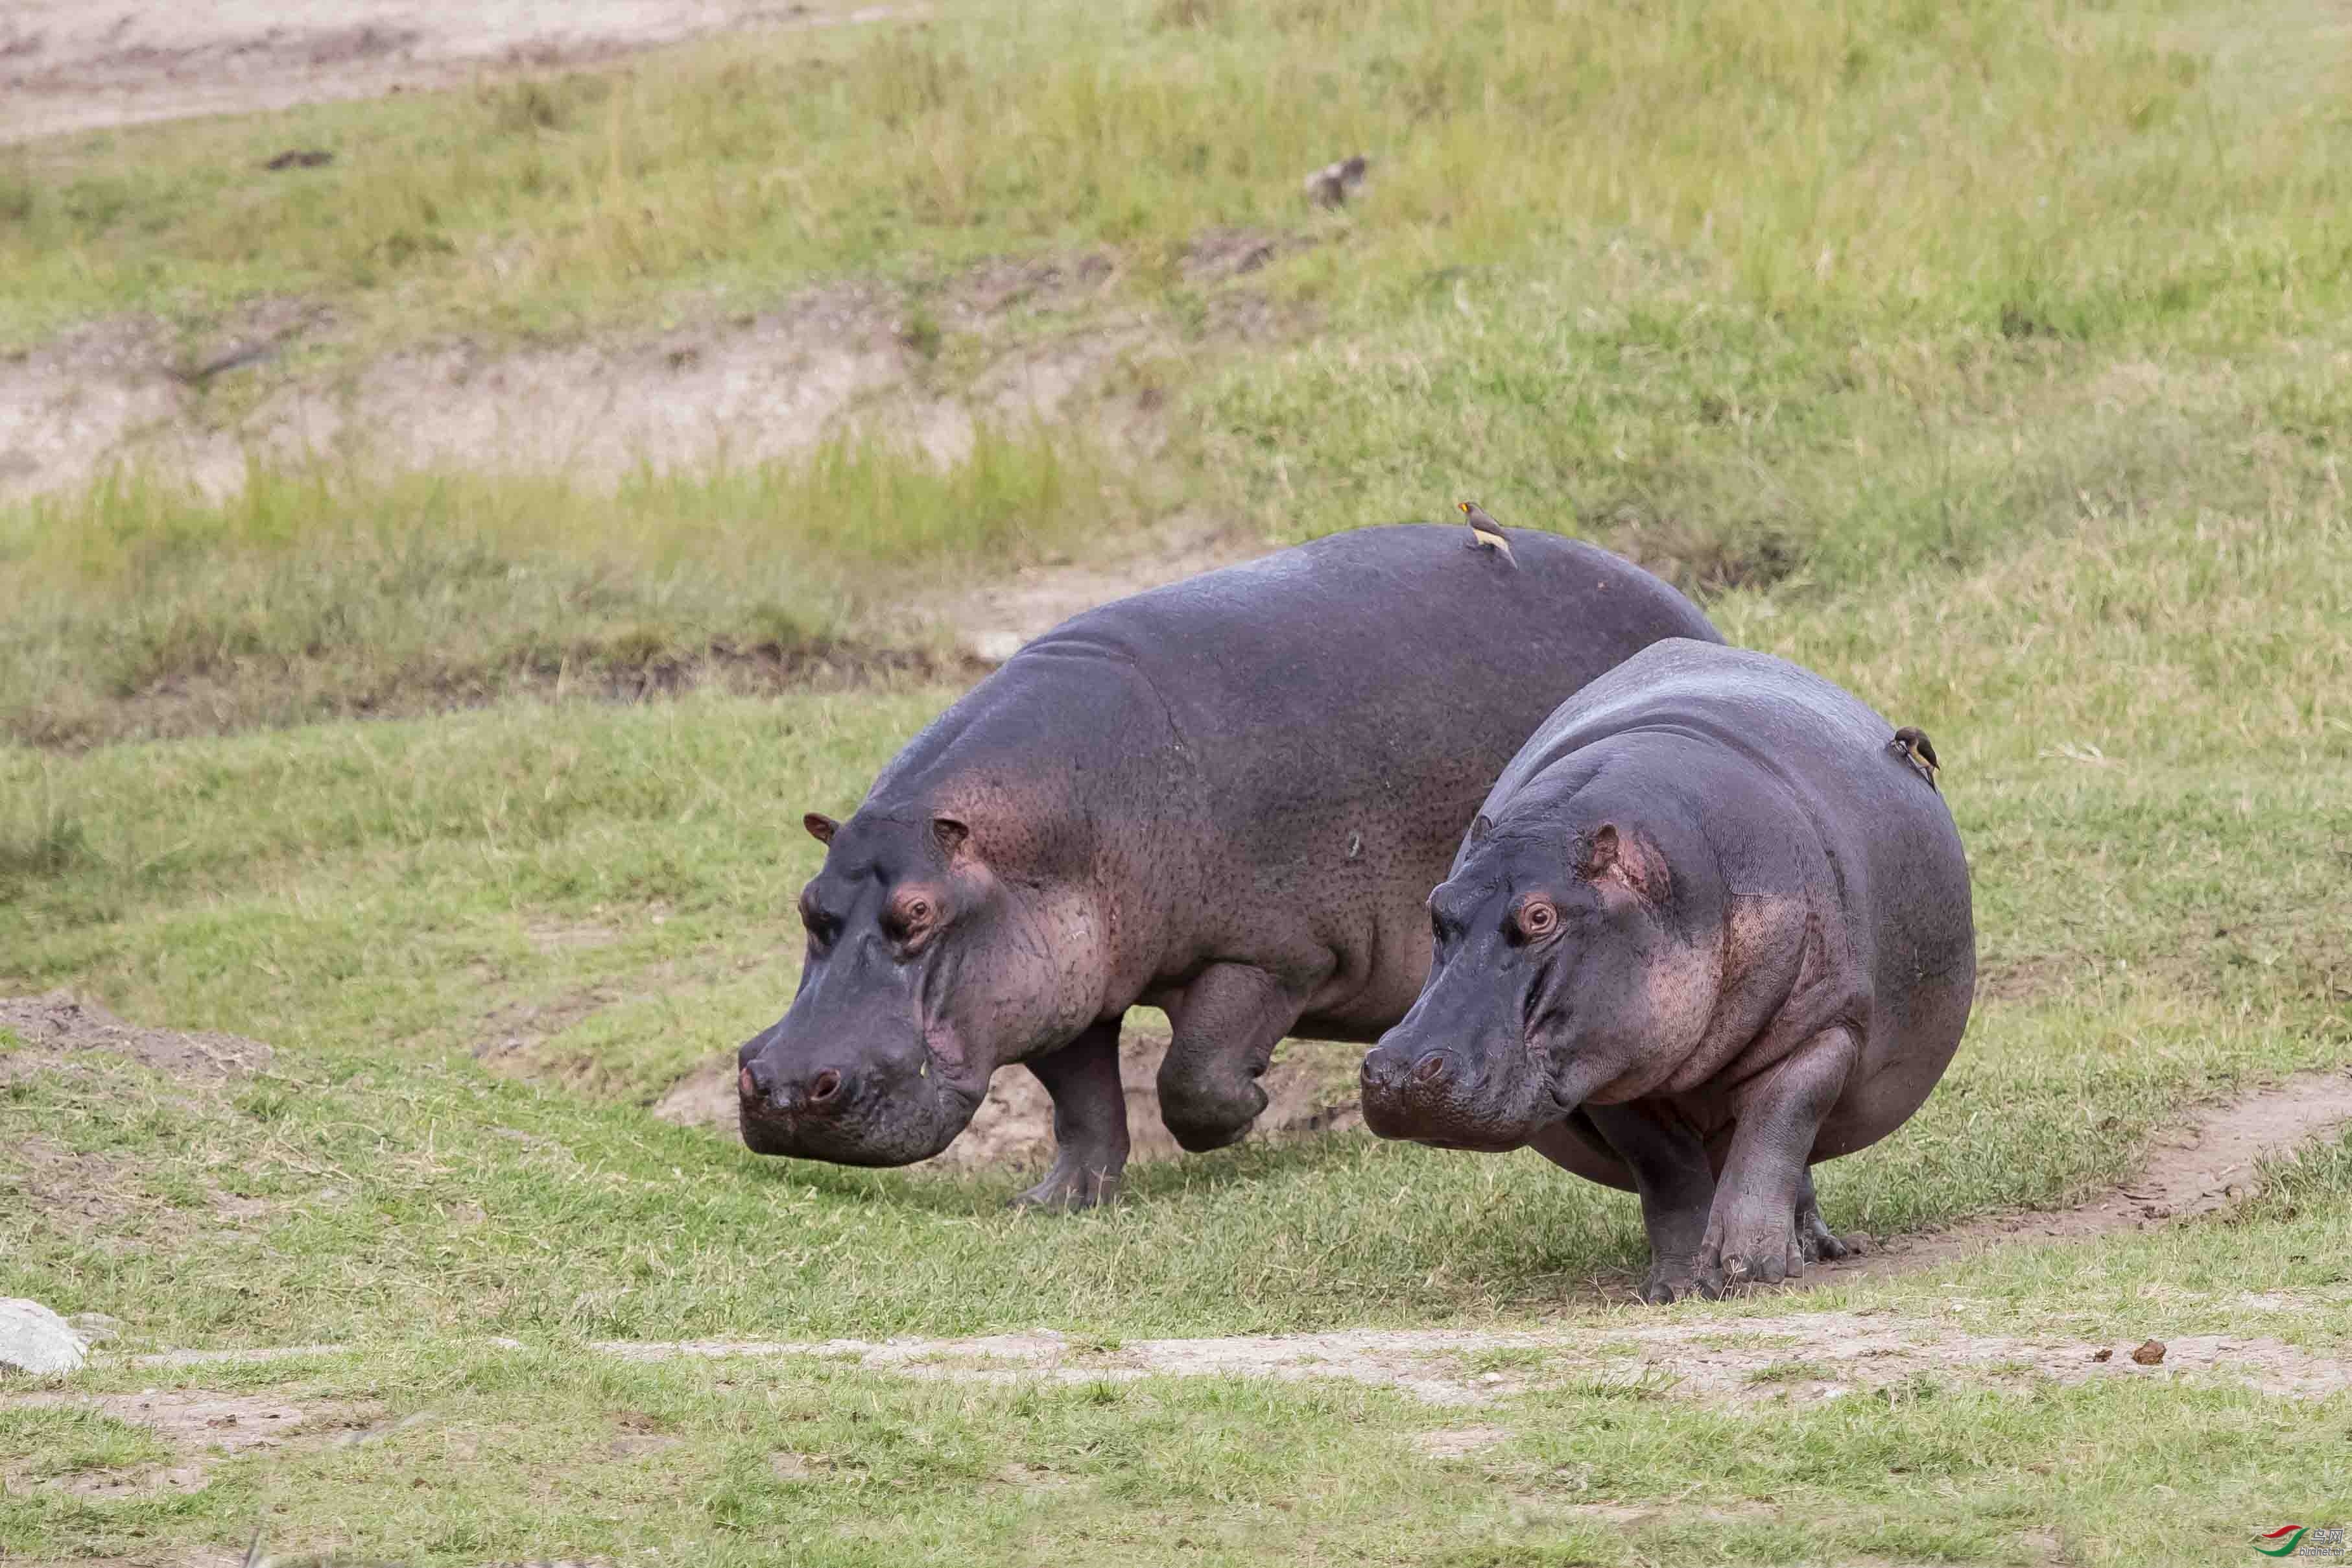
left=1023, top=525, right=1722, bottom=1027
left=1490, top=638, right=1975, bottom=1096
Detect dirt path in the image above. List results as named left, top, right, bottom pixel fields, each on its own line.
left=1823, top=1068, right=2352, bottom=1280
left=0, top=1, right=907, bottom=146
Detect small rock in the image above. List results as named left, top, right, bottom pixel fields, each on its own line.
left=0, top=1298, right=88, bottom=1375
left=2131, top=1339, right=2167, bottom=1366
left=1303, top=154, right=1370, bottom=208
left=2091, top=1347, right=2113, bottom=1362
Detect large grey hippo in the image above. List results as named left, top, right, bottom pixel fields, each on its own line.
left=1360, top=639, right=1975, bottom=1299
left=738, top=525, right=1722, bottom=1207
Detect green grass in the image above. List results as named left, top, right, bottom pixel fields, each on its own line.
left=0, top=427, right=1130, bottom=748
left=4, top=0, right=2351, bottom=1561
left=7, top=1347, right=2342, bottom=1567
left=6, top=0, right=2352, bottom=743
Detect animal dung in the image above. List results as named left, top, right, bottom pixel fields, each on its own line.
left=2131, top=1339, right=2168, bottom=1366
left=2091, top=1347, right=2113, bottom=1362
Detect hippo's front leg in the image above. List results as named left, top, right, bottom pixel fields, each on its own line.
left=1578, top=1103, right=1718, bottom=1304
left=1155, top=963, right=1303, bottom=1153
left=1697, top=1028, right=1860, bottom=1296
left=1014, top=1019, right=1130, bottom=1211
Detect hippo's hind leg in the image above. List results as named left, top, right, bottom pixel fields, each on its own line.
left=1156, top=963, right=1301, bottom=1154
left=1014, top=1018, right=1130, bottom=1211
left=1578, top=1104, right=1718, bottom=1304
left=1698, top=1027, right=1861, bottom=1296
left=1792, top=1167, right=1869, bottom=1265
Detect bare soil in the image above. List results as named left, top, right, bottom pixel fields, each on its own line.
left=1819, top=1069, right=2352, bottom=1281
left=0, top=1386, right=375, bottom=1498
left=0, top=1, right=909, bottom=146
left=655, top=1028, right=1366, bottom=1173
left=588, top=1310, right=2352, bottom=1408
left=0, top=990, right=272, bottom=1082
left=0, top=285, right=1123, bottom=505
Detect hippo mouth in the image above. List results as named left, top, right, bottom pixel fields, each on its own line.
left=736, top=1060, right=984, bottom=1167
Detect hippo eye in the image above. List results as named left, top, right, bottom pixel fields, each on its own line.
left=884, top=896, right=937, bottom=946
left=1518, top=899, right=1560, bottom=939
left=798, top=892, right=838, bottom=951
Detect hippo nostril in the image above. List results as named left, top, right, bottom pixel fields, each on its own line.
left=1412, top=1052, right=1449, bottom=1085
left=809, top=1068, right=844, bottom=1105
left=739, top=1065, right=758, bottom=1102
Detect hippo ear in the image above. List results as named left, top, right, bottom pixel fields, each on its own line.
left=1467, top=814, right=1493, bottom=844
left=803, top=813, right=839, bottom=845
left=931, top=816, right=971, bottom=859
left=1582, top=824, right=1666, bottom=903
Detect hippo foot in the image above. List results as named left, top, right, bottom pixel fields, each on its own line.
left=1793, top=1185, right=1868, bottom=1265
left=1011, top=1159, right=1122, bottom=1213
left=1156, top=1082, right=1268, bottom=1155
left=1637, top=1265, right=1706, bottom=1305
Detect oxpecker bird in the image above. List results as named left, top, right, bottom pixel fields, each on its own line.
left=1889, top=726, right=1941, bottom=790
left=1458, top=501, right=1515, bottom=565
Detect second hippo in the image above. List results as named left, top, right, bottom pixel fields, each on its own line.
left=1360, top=639, right=1975, bottom=1300
left=737, top=525, right=1722, bottom=1207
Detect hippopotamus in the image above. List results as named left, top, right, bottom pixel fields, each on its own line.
left=1359, top=639, right=1974, bottom=1300
left=737, top=524, right=1722, bottom=1207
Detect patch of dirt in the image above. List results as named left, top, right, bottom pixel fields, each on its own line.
left=654, top=1028, right=1362, bottom=1173
left=0, top=1, right=916, bottom=145
left=1825, top=1069, right=2352, bottom=1281
left=0, top=991, right=272, bottom=1084
left=581, top=1311, right=2352, bottom=1408
left=0, top=1387, right=374, bottom=1497
left=3, top=1134, right=141, bottom=1233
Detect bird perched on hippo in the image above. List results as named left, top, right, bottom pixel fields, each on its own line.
left=737, top=524, right=1721, bottom=1208
left=1360, top=639, right=1975, bottom=1301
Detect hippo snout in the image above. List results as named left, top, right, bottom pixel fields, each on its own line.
left=734, top=1021, right=979, bottom=1167
left=737, top=1037, right=859, bottom=1128
left=1360, top=1040, right=1469, bottom=1137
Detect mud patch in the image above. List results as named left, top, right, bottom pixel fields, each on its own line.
left=0, top=991, right=273, bottom=1083
left=1831, top=1069, right=2352, bottom=1279
left=656, top=1029, right=1363, bottom=1172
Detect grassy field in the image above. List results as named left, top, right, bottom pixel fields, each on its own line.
left=4, top=0, right=2351, bottom=1563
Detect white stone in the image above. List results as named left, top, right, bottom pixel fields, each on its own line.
left=0, top=1298, right=88, bottom=1375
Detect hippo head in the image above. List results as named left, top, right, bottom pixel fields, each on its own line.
left=1359, top=803, right=1719, bottom=1150
left=737, top=804, right=1108, bottom=1166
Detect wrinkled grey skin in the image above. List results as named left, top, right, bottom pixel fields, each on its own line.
left=1360, top=640, right=1975, bottom=1300
left=738, top=525, right=1722, bottom=1207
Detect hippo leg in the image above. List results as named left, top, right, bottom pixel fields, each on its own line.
left=1792, top=1168, right=1868, bottom=1264
left=1013, top=1019, right=1131, bottom=1211
left=1156, top=963, right=1301, bottom=1154
left=1696, top=1028, right=1860, bottom=1298
left=1582, top=1103, right=1718, bottom=1304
